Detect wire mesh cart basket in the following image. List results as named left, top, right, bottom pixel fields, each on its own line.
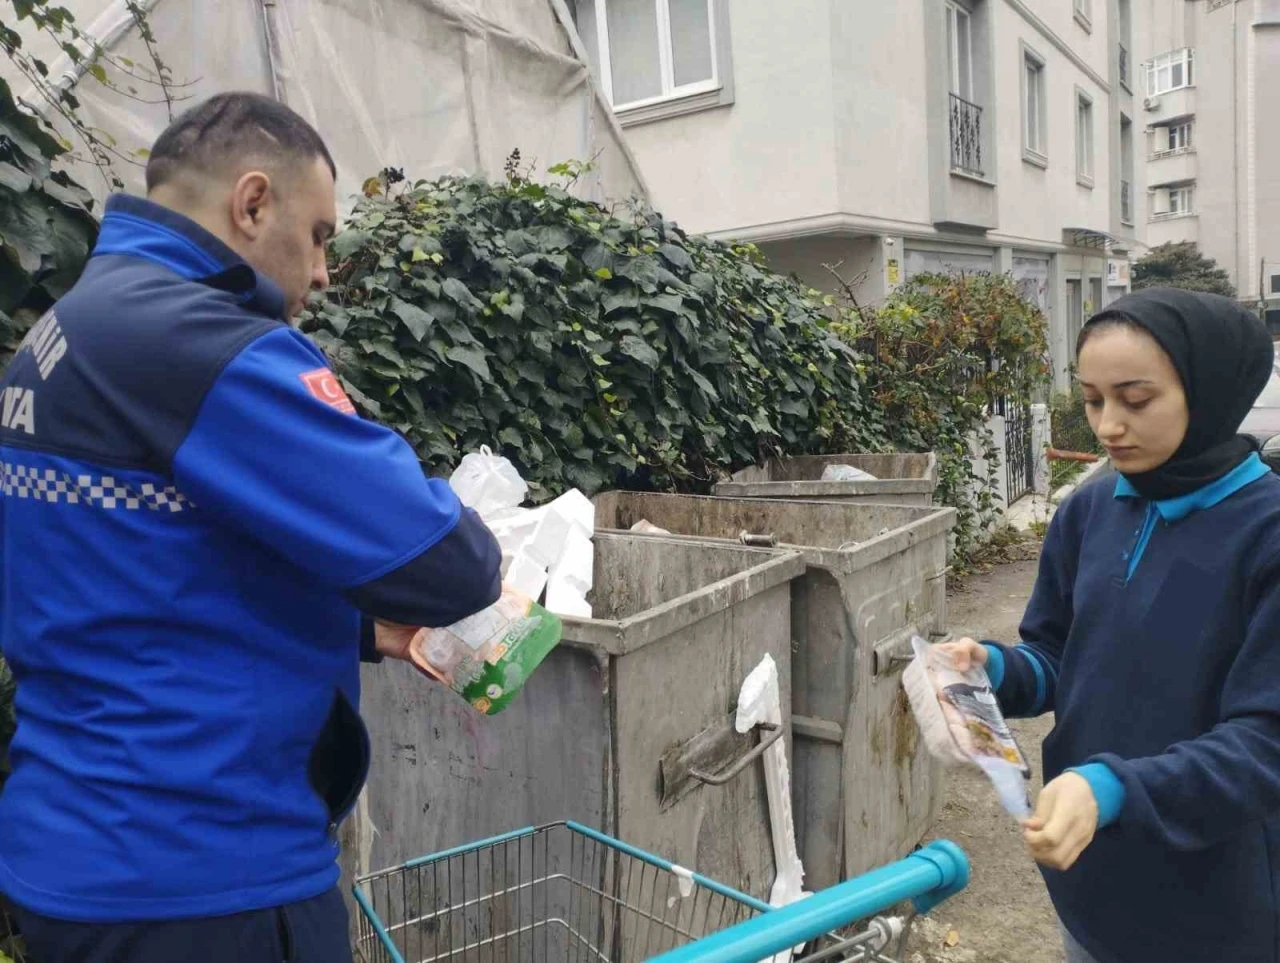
left=353, top=821, right=969, bottom=963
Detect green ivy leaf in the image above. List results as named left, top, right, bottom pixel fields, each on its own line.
left=442, top=277, right=483, bottom=311
left=602, top=290, right=639, bottom=315
left=618, top=335, right=660, bottom=370
left=331, top=230, right=371, bottom=261
left=658, top=243, right=694, bottom=270
left=446, top=345, right=493, bottom=382
left=390, top=298, right=433, bottom=340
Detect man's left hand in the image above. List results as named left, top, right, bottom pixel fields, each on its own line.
left=373, top=620, right=420, bottom=661
left=1022, top=771, right=1098, bottom=871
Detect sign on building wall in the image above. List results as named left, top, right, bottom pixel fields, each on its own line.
left=886, top=258, right=901, bottom=285
left=1107, top=259, right=1131, bottom=286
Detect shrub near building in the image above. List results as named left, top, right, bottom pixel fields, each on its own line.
left=301, top=163, right=888, bottom=499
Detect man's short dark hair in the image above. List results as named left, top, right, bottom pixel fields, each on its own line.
left=145, top=92, right=337, bottom=193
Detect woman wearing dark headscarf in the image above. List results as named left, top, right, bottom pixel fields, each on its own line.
left=937, top=288, right=1280, bottom=962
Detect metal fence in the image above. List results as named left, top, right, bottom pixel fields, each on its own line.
left=948, top=93, right=983, bottom=177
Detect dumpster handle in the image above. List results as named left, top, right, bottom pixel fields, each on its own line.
left=688, top=722, right=783, bottom=786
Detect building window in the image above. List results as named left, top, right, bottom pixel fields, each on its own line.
left=1076, top=91, right=1094, bottom=185
left=1271, top=273, right=1280, bottom=296
left=1145, top=48, right=1194, bottom=96
left=946, top=1, right=974, bottom=102
left=574, top=0, right=733, bottom=123
left=1168, top=121, right=1193, bottom=151
left=946, top=0, right=983, bottom=176
left=1022, top=47, right=1047, bottom=165
left=1118, top=0, right=1132, bottom=89
left=1074, top=0, right=1092, bottom=30
left=1153, top=185, right=1195, bottom=219
left=1168, top=186, right=1193, bottom=214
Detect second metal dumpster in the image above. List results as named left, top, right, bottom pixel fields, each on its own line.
left=594, top=492, right=957, bottom=891
left=341, top=532, right=806, bottom=935
left=714, top=453, right=938, bottom=506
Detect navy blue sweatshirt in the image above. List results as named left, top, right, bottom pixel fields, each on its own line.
left=984, top=455, right=1280, bottom=962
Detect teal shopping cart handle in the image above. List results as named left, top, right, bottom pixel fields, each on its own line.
left=647, top=840, right=971, bottom=963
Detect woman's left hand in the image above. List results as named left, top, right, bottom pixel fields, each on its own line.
left=1022, top=772, right=1099, bottom=871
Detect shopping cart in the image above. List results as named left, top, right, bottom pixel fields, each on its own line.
left=353, top=821, right=969, bottom=963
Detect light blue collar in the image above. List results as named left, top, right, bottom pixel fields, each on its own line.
left=1114, top=452, right=1270, bottom=522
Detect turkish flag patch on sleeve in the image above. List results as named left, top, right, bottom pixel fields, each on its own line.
left=300, top=368, right=356, bottom=415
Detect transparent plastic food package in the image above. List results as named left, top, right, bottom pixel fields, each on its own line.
left=902, top=636, right=1032, bottom=819
left=408, top=586, right=562, bottom=715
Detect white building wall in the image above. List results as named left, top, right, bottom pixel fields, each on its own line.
left=828, top=2, right=935, bottom=227
left=613, top=0, right=842, bottom=236
left=990, top=8, right=1114, bottom=246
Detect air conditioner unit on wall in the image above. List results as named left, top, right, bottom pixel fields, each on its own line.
left=1144, top=96, right=1160, bottom=111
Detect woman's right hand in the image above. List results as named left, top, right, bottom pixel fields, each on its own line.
left=931, top=636, right=989, bottom=671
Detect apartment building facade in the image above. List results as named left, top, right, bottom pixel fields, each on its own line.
left=568, top=0, right=1146, bottom=392
left=1140, top=0, right=1280, bottom=322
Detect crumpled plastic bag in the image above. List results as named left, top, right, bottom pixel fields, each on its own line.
left=820, top=463, right=878, bottom=482
left=449, top=445, right=528, bottom=519
left=902, top=636, right=1032, bottom=820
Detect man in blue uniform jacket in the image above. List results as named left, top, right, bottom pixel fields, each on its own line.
left=0, top=92, right=502, bottom=962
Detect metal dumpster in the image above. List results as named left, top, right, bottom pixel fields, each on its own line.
left=593, top=492, right=957, bottom=891
left=714, top=453, right=938, bottom=506
left=341, top=532, right=806, bottom=936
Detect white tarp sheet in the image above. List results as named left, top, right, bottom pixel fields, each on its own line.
left=4, top=0, right=648, bottom=212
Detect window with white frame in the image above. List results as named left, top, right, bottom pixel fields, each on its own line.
left=1167, top=121, right=1193, bottom=152
left=575, top=0, right=722, bottom=112
left=1076, top=92, right=1094, bottom=183
left=1153, top=184, right=1195, bottom=217
left=1022, top=49, right=1047, bottom=161
left=946, top=1, right=974, bottom=102
left=1145, top=48, right=1194, bottom=96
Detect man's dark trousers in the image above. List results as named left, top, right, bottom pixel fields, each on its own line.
left=5, top=886, right=352, bottom=963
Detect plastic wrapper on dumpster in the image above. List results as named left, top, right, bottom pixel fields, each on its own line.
left=716, top=453, right=938, bottom=506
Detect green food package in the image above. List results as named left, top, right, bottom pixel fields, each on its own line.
left=408, top=586, right=563, bottom=714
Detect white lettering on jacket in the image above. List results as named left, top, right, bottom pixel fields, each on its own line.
left=19, top=311, right=68, bottom=381
left=0, top=387, right=35, bottom=435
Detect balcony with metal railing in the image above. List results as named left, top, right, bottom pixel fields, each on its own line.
left=948, top=93, right=983, bottom=177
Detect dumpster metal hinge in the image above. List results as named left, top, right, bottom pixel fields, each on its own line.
left=658, top=712, right=780, bottom=810
left=792, top=714, right=844, bottom=745
left=873, top=622, right=930, bottom=676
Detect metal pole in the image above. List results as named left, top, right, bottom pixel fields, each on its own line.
left=260, top=0, right=289, bottom=105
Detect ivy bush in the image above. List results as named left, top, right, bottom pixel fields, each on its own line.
left=0, top=76, right=99, bottom=365
left=835, top=273, right=1050, bottom=560
left=300, top=165, right=887, bottom=498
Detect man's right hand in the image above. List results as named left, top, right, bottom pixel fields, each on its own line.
left=373, top=620, right=420, bottom=662
left=931, top=636, right=989, bottom=671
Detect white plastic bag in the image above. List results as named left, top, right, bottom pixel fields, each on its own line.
left=902, top=636, right=1032, bottom=820
left=449, top=445, right=528, bottom=519
left=820, top=463, right=878, bottom=482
